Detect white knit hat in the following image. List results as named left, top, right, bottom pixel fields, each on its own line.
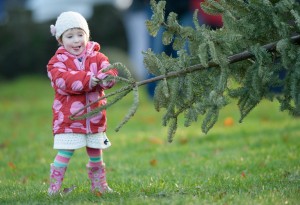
left=50, top=11, right=90, bottom=40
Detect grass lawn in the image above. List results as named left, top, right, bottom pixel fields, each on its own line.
left=0, top=76, right=299, bottom=204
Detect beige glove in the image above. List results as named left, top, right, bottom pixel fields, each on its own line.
left=91, top=76, right=101, bottom=87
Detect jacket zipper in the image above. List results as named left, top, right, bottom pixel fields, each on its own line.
left=79, top=55, right=91, bottom=134
left=86, top=94, right=91, bottom=134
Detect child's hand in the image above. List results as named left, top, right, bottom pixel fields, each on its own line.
left=96, top=73, right=115, bottom=88
left=91, top=76, right=101, bottom=87
left=91, top=75, right=116, bottom=89
left=101, top=76, right=115, bottom=88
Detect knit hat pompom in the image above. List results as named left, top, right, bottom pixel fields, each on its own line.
left=50, top=11, right=90, bottom=40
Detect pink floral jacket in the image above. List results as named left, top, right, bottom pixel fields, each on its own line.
left=47, top=41, right=118, bottom=135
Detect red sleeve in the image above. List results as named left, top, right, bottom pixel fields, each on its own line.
left=47, top=56, right=94, bottom=95
left=96, top=53, right=118, bottom=89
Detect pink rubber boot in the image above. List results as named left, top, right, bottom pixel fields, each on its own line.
left=86, top=163, right=113, bottom=194
left=48, top=164, right=67, bottom=196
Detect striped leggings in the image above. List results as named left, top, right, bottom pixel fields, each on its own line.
left=53, top=147, right=103, bottom=168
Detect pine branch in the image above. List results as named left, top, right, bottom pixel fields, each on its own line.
left=70, top=34, right=299, bottom=122
left=115, top=85, right=139, bottom=132
left=138, top=34, right=300, bottom=86
left=69, top=84, right=134, bottom=120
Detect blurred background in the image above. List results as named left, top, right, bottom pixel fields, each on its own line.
left=0, top=0, right=222, bottom=85
left=0, top=0, right=130, bottom=80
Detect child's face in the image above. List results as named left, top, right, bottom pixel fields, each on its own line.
left=59, top=28, right=88, bottom=56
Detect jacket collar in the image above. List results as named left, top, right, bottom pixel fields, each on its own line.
left=56, top=41, right=101, bottom=58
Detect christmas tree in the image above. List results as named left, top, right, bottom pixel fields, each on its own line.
left=71, top=0, right=300, bottom=142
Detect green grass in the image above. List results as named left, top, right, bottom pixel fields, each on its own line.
left=0, top=76, right=299, bottom=204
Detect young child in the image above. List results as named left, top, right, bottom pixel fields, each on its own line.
left=47, top=11, right=118, bottom=196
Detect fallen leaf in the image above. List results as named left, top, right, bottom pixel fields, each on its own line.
left=141, top=116, right=156, bottom=124
left=224, top=117, right=234, bottom=127
left=0, top=140, right=10, bottom=149
left=149, top=137, right=163, bottom=145
left=95, top=191, right=102, bottom=197
left=241, top=172, right=246, bottom=178
left=150, top=159, right=157, bottom=166
left=179, top=137, right=188, bottom=145
left=8, top=162, right=16, bottom=169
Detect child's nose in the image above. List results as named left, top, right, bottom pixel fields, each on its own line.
left=74, top=36, right=80, bottom=42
